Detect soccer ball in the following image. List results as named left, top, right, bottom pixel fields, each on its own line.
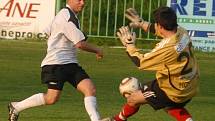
left=119, top=77, right=142, bottom=98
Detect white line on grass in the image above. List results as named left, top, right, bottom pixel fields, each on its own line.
left=109, top=46, right=151, bottom=51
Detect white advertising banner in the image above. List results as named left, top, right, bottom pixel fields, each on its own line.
left=0, top=0, right=56, bottom=39
left=167, top=0, right=215, bottom=52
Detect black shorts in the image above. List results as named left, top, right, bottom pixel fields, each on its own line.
left=41, top=63, right=90, bottom=90
left=142, top=80, right=191, bottom=110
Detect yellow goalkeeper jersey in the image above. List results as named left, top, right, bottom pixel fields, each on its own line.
left=126, top=26, right=199, bottom=103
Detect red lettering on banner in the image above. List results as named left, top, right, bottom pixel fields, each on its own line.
left=26, top=3, right=40, bottom=18
left=0, top=0, right=40, bottom=18
left=0, top=0, right=14, bottom=16
left=12, top=2, right=27, bottom=17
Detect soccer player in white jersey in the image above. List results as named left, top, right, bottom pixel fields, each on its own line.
left=8, top=0, right=102, bottom=121
left=101, top=7, right=199, bottom=121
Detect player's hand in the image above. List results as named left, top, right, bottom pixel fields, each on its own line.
left=127, top=90, right=146, bottom=104
left=117, top=26, right=136, bottom=47
left=127, top=90, right=156, bottom=104
left=96, top=48, right=103, bottom=60
left=125, top=8, right=145, bottom=28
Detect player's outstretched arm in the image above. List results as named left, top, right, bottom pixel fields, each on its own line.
left=125, top=8, right=151, bottom=32
left=117, top=26, right=145, bottom=67
left=116, top=26, right=136, bottom=48
left=75, top=40, right=103, bottom=60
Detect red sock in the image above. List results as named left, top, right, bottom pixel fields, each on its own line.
left=167, top=107, right=192, bottom=121
left=114, top=103, right=139, bottom=121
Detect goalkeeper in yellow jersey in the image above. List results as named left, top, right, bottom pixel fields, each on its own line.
left=101, top=6, right=199, bottom=121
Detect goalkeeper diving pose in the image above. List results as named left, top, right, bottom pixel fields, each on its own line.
left=101, top=6, right=199, bottom=121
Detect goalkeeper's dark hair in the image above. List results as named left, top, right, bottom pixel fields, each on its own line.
left=153, top=6, right=178, bottom=31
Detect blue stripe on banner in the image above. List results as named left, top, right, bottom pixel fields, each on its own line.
left=188, top=30, right=215, bottom=38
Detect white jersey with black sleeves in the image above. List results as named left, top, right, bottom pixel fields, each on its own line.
left=41, top=6, right=85, bottom=67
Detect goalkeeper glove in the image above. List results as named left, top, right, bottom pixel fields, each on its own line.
left=125, top=8, right=145, bottom=28
left=117, top=26, right=136, bottom=47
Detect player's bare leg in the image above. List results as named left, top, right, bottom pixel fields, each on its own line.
left=8, top=89, right=61, bottom=121
left=77, top=78, right=101, bottom=121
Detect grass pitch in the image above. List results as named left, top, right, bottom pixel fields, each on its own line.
left=0, top=40, right=215, bottom=121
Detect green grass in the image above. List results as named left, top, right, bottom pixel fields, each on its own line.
left=0, top=40, right=215, bottom=121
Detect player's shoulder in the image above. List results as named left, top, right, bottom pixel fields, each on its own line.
left=55, top=8, right=70, bottom=22
left=177, top=26, right=188, bottom=35
left=174, top=26, right=190, bottom=43
left=174, top=26, right=191, bottom=53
